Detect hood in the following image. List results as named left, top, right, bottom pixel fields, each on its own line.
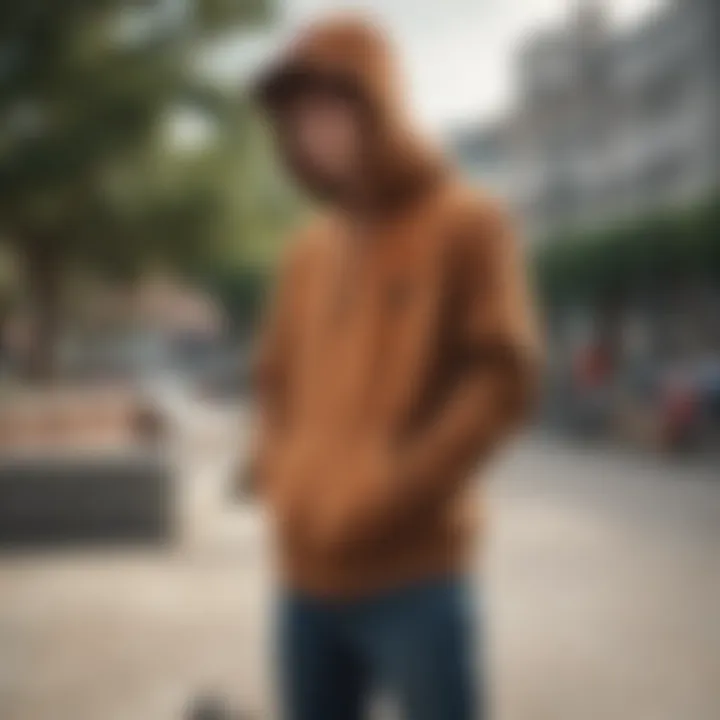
left=254, top=15, right=445, bottom=214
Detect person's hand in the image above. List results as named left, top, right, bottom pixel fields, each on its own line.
left=302, top=442, right=394, bottom=557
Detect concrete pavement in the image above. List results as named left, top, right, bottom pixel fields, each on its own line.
left=0, top=421, right=718, bottom=720
left=487, top=436, right=720, bottom=720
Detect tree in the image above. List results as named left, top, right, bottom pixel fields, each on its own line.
left=0, top=0, right=270, bottom=379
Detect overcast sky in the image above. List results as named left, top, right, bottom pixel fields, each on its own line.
left=207, top=0, right=662, bottom=132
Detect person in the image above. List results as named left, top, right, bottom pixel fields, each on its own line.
left=248, top=15, right=541, bottom=720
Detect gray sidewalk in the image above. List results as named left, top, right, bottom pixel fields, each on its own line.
left=0, top=421, right=718, bottom=720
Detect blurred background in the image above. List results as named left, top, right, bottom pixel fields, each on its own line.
left=0, top=1, right=718, bottom=719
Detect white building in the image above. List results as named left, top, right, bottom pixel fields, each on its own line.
left=452, top=0, right=719, bottom=241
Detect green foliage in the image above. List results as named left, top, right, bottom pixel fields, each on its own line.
left=204, top=265, right=271, bottom=333
left=0, top=0, right=281, bottom=376
left=535, top=195, right=720, bottom=311
left=0, top=0, right=270, bottom=259
left=197, top=0, right=271, bottom=33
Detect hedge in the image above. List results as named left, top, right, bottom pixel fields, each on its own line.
left=534, top=195, right=720, bottom=309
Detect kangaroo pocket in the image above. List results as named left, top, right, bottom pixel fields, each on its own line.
left=278, top=495, right=477, bottom=598
left=270, top=430, right=481, bottom=589
left=269, top=431, right=386, bottom=547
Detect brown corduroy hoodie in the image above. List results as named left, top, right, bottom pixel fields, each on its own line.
left=252, top=16, right=542, bottom=598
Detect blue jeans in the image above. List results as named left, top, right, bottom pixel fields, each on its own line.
left=278, top=576, right=483, bottom=720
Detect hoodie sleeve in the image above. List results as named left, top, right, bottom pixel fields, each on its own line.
left=390, top=197, right=542, bottom=509
left=308, top=197, right=542, bottom=550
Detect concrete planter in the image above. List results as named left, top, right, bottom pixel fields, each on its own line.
left=0, top=452, right=173, bottom=549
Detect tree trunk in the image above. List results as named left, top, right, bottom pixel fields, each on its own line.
left=25, top=245, right=63, bottom=383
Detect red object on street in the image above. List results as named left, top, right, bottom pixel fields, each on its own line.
left=661, top=380, right=699, bottom=447
left=573, top=344, right=612, bottom=391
